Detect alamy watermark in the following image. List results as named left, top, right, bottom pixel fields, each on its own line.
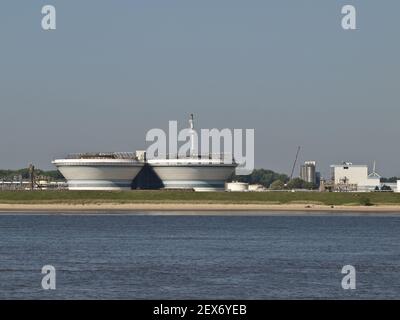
left=341, top=265, right=356, bottom=290
left=41, top=265, right=56, bottom=290
left=146, top=119, right=255, bottom=176
left=341, top=5, right=357, bottom=30
left=41, top=5, right=56, bottom=30
left=38, top=263, right=357, bottom=292
left=41, top=4, right=357, bottom=32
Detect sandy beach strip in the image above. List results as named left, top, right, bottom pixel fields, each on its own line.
left=1, top=203, right=400, bottom=214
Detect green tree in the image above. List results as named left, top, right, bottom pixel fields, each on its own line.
left=286, top=178, right=316, bottom=190
left=380, top=177, right=399, bottom=183
left=303, top=182, right=317, bottom=190
left=286, top=178, right=303, bottom=189
left=229, top=169, right=289, bottom=188
left=0, top=168, right=64, bottom=181
left=270, top=180, right=285, bottom=190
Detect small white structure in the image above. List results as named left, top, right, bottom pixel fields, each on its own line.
left=363, top=162, right=381, bottom=191
left=331, top=162, right=381, bottom=192
left=248, top=184, right=264, bottom=191
left=226, top=182, right=249, bottom=192
left=397, top=180, right=400, bottom=193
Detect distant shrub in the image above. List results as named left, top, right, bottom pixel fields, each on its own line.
left=270, top=180, right=285, bottom=190
left=359, top=196, right=373, bottom=206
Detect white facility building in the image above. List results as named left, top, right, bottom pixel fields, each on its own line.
left=331, top=162, right=381, bottom=192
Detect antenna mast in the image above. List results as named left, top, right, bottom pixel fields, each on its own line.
left=189, top=114, right=195, bottom=157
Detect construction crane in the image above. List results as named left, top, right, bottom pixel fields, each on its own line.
left=289, top=146, right=301, bottom=181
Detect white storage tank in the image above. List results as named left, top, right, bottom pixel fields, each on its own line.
left=226, top=182, right=249, bottom=192
left=249, top=184, right=264, bottom=191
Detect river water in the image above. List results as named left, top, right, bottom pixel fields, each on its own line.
left=0, top=213, right=399, bottom=299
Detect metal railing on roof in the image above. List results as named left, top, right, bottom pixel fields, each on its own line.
left=148, top=153, right=236, bottom=164
left=66, top=152, right=137, bottom=160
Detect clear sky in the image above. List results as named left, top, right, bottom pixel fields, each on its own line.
left=1, top=1, right=399, bottom=178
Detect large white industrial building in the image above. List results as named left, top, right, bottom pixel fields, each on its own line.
left=331, top=162, right=381, bottom=192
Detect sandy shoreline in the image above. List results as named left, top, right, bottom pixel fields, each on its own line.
left=1, top=203, right=400, bottom=214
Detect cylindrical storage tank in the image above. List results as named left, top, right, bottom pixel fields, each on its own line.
left=147, top=158, right=237, bottom=191
left=306, top=165, right=316, bottom=184
left=52, top=158, right=144, bottom=190
left=226, top=182, right=249, bottom=192
left=248, top=184, right=263, bottom=191
left=300, top=165, right=307, bottom=181
left=300, top=161, right=316, bottom=184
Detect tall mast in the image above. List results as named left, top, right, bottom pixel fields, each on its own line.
left=189, top=114, right=195, bottom=157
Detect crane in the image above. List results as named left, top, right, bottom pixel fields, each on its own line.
left=289, top=146, right=301, bottom=181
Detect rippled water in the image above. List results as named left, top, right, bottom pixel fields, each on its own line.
left=0, top=213, right=399, bottom=299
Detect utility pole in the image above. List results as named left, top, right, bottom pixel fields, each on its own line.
left=29, top=164, right=35, bottom=191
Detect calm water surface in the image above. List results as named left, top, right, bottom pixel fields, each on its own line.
left=0, top=213, right=399, bottom=299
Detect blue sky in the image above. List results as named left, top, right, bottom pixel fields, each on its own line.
left=0, top=1, right=399, bottom=178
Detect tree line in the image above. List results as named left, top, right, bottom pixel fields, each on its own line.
left=0, top=169, right=64, bottom=181
left=229, top=169, right=317, bottom=190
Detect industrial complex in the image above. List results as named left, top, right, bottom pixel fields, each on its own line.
left=226, top=160, right=398, bottom=193
left=2, top=159, right=398, bottom=193
left=1, top=115, right=399, bottom=193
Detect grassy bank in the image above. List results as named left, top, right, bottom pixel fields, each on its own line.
left=1, top=190, right=400, bottom=206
